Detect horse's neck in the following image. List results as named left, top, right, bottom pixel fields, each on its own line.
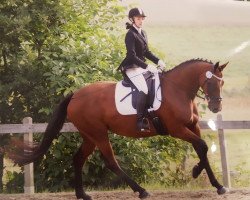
left=165, top=63, right=210, bottom=99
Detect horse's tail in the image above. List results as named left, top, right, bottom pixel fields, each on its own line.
left=7, top=93, right=74, bottom=166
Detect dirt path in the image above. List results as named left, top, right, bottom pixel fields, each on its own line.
left=0, top=189, right=250, bottom=200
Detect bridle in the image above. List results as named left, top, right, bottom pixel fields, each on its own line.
left=198, top=70, right=223, bottom=103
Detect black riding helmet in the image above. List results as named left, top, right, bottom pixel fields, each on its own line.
left=128, top=8, right=146, bottom=21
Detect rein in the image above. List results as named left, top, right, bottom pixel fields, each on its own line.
left=196, top=89, right=206, bottom=100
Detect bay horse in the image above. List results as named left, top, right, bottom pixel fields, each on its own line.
left=7, top=59, right=229, bottom=200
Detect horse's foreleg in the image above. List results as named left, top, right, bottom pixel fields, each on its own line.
left=188, top=123, right=204, bottom=179
left=192, top=150, right=204, bottom=179
left=190, top=122, right=227, bottom=194
left=97, top=138, right=149, bottom=199
left=73, top=136, right=96, bottom=200
left=193, top=138, right=227, bottom=195
left=173, top=126, right=226, bottom=195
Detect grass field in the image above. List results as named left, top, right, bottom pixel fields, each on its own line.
left=146, top=25, right=250, bottom=93
left=146, top=25, right=250, bottom=121
left=204, top=130, right=250, bottom=187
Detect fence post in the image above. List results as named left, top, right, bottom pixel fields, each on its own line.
left=217, top=114, right=231, bottom=188
left=23, top=117, right=35, bottom=194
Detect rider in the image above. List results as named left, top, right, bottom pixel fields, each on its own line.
left=118, top=8, right=166, bottom=132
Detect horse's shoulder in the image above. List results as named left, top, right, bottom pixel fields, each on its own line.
left=164, top=97, right=197, bottom=125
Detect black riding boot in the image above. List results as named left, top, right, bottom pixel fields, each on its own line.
left=136, top=91, right=150, bottom=132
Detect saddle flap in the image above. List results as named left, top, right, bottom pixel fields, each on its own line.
left=115, top=72, right=162, bottom=115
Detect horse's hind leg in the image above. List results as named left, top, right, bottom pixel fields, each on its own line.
left=73, top=136, right=96, bottom=200
left=96, top=136, right=149, bottom=199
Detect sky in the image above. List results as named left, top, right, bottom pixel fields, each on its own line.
left=121, top=0, right=250, bottom=26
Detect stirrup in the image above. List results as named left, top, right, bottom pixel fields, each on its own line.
left=137, top=117, right=150, bottom=132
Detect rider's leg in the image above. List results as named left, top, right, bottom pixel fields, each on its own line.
left=136, top=91, right=150, bottom=131
left=125, top=68, right=149, bottom=132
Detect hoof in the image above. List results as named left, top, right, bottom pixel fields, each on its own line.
left=77, top=194, right=92, bottom=200
left=217, top=186, right=228, bottom=195
left=192, top=165, right=201, bottom=179
left=139, top=190, right=150, bottom=199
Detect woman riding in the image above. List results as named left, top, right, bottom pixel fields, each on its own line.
left=118, top=8, right=166, bottom=132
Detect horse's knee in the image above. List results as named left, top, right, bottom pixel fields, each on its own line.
left=197, top=139, right=208, bottom=155
left=192, top=164, right=203, bottom=179
left=193, top=139, right=209, bottom=163
left=192, top=139, right=209, bottom=178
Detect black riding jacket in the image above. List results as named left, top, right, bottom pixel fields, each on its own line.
left=118, top=26, right=159, bottom=71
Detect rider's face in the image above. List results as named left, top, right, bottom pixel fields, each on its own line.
left=133, top=16, right=145, bottom=28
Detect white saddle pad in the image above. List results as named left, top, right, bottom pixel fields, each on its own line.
left=115, top=72, right=162, bottom=115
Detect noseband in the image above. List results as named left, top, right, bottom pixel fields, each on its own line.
left=199, top=71, right=223, bottom=103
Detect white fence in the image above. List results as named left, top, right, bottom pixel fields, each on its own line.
left=0, top=114, right=250, bottom=193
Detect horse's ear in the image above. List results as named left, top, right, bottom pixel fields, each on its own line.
left=218, top=61, right=229, bottom=72
left=214, top=62, right=220, bottom=72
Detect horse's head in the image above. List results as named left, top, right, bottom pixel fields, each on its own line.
left=200, top=62, right=228, bottom=113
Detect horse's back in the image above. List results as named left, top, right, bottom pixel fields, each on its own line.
left=67, top=81, right=117, bottom=127
left=72, top=81, right=116, bottom=99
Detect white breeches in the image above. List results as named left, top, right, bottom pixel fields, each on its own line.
left=125, top=66, right=157, bottom=95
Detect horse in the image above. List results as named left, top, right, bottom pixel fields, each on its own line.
left=7, top=59, right=229, bottom=200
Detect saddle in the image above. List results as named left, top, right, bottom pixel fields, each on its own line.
left=121, top=71, right=155, bottom=110
left=118, top=72, right=167, bottom=135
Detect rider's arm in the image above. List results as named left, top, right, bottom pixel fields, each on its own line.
left=142, top=31, right=159, bottom=65
left=144, top=49, right=159, bottom=65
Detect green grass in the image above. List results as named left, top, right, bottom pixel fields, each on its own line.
left=203, top=130, right=250, bottom=187
left=145, top=25, right=250, bottom=120
left=203, top=130, right=250, bottom=170
left=146, top=25, right=250, bottom=93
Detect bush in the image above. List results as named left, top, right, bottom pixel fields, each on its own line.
left=5, top=170, right=24, bottom=193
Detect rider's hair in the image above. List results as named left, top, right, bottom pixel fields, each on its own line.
left=126, top=22, right=133, bottom=29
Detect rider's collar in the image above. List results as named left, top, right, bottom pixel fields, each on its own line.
left=133, top=24, right=142, bottom=35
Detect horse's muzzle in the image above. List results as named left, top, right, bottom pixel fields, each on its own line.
left=211, top=107, right=221, bottom=113
left=208, top=102, right=222, bottom=113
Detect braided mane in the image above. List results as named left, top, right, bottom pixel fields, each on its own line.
left=165, top=58, right=213, bottom=73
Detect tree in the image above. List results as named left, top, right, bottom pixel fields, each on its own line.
left=0, top=0, right=66, bottom=191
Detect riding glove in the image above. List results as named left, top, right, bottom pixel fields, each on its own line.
left=147, top=65, right=158, bottom=73
left=158, top=60, right=166, bottom=71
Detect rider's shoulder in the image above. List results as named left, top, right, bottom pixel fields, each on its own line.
left=127, top=27, right=136, bottom=34
left=126, top=28, right=137, bottom=38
